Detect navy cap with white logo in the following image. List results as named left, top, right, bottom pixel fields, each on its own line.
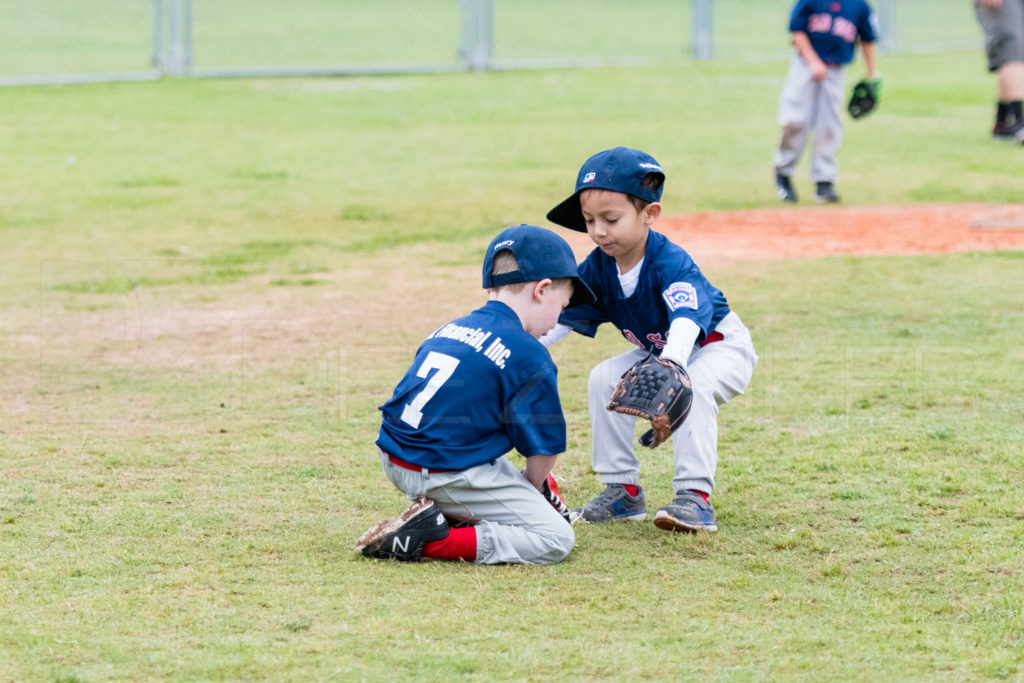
left=482, top=224, right=595, bottom=308
left=546, top=147, right=665, bottom=232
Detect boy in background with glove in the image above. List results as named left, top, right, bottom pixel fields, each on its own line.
left=773, top=0, right=878, bottom=203
left=356, top=224, right=594, bottom=564
left=544, top=147, right=758, bottom=533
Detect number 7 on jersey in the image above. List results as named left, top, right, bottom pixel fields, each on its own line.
left=400, top=351, right=460, bottom=429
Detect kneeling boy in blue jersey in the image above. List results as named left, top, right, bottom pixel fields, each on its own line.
left=356, top=224, right=595, bottom=564
left=544, top=147, right=758, bottom=533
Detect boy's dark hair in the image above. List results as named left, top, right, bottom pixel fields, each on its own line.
left=628, top=172, right=665, bottom=212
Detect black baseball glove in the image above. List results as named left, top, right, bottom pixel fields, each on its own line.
left=848, top=78, right=881, bottom=119
left=607, top=353, right=693, bottom=448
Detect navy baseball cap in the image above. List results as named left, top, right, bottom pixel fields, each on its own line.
left=482, top=224, right=595, bottom=308
left=547, top=147, right=665, bottom=232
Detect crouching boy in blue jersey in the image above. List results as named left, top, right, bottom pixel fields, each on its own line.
left=356, top=224, right=595, bottom=564
left=544, top=147, right=758, bottom=533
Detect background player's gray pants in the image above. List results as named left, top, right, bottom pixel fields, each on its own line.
left=587, top=312, right=757, bottom=495
left=975, top=0, right=1024, bottom=71
left=773, top=53, right=846, bottom=183
left=380, top=451, right=574, bottom=565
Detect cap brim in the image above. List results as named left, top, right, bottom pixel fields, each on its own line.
left=567, top=276, right=596, bottom=308
left=546, top=194, right=587, bottom=232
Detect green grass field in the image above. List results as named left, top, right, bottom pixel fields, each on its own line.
left=2, top=51, right=1023, bottom=681
left=1, top=0, right=983, bottom=77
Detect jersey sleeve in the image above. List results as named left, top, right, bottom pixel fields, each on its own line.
left=556, top=255, right=608, bottom=337
left=657, top=273, right=715, bottom=333
left=859, top=7, right=879, bottom=42
left=788, top=0, right=811, bottom=32
left=558, top=302, right=608, bottom=338
left=501, top=367, right=566, bottom=457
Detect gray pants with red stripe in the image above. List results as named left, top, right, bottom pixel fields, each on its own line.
left=379, top=450, right=574, bottom=565
left=773, top=52, right=847, bottom=183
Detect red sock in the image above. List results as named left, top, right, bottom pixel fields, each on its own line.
left=623, top=484, right=640, bottom=497
left=423, top=527, right=477, bottom=561
left=688, top=489, right=709, bottom=503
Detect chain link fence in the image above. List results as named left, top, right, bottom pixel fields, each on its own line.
left=0, top=0, right=984, bottom=86
left=1, top=0, right=159, bottom=84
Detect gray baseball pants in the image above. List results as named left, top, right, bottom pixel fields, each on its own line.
left=774, top=52, right=846, bottom=183
left=976, top=0, right=1024, bottom=71
left=586, top=311, right=757, bottom=495
left=379, top=450, right=574, bottom=565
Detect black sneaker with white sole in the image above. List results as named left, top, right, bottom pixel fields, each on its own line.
left=814, top=181, right=840, bottom=204
left=992, top=120, right=1024, bottom=143
left=356, top=497, right=450, bottom=562
left=775, top=172, right=798, bottom=203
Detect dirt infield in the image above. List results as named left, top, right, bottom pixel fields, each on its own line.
left=14, top=203, right=1022, bottom=389
left=647, top=203, right=1024, bottom=266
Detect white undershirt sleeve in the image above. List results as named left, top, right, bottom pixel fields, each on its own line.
left=539, top=323, right=572, bottom=348
left=660, top=317, right=701, bottom=369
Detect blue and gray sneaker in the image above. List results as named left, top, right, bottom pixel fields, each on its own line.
left=653, top=491, right=717, bottom=533
left=571, top=484, right=647, bottom=523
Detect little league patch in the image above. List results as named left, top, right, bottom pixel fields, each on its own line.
left=662, top=281, right=698, bottom=311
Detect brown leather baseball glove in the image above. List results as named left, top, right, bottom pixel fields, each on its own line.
left=607, top=353, right=693, bottom=448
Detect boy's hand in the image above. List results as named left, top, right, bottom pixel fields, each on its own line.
left=809, top=59, right=828, bottom=82
left=792, top=31, right=827, bottom=81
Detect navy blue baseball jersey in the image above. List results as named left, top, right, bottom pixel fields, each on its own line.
left=377, top=300, right=566, bottom=471
left=789, top=0, right=878, bottom=66
left=559, top=230, right=730, bottom=353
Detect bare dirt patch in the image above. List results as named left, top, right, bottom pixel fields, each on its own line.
left=9, top=203, right=1023, bottom=423
left=651, top=203, right=1024, bottom=267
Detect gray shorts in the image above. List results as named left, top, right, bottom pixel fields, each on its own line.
left=976, top=0, right=1024, bottom=71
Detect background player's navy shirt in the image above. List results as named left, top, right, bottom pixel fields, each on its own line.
left=789, top=0, right=878, bottom=66
left=377, top=300, right=565, bottom=471
left=559, top=230, right=730, bottom=354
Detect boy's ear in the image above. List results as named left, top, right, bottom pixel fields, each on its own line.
left=532, top=278, right=553, bottom=302
left=644, top=202, right=662, bottom=224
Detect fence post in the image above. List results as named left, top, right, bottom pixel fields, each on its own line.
left=692, top=0, right=713, bottom=61
left=167, top=0, right=179, bottom=74
left=877, top=0, right=895, bottom=53
left=156, top=0, right=192, bottom=76
left=182, top=0, right=193, bottom=73
left=151, top=0, right=164, bottom=69
left=459, top=0, right=493, bottom=71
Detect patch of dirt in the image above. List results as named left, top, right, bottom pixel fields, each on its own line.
left=652, top=203, right=1024, bottom=267
left=8, top=203, right=1023, bottom=424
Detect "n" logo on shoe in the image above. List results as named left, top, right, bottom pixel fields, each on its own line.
left=391, top=535, right=411, bottom=554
